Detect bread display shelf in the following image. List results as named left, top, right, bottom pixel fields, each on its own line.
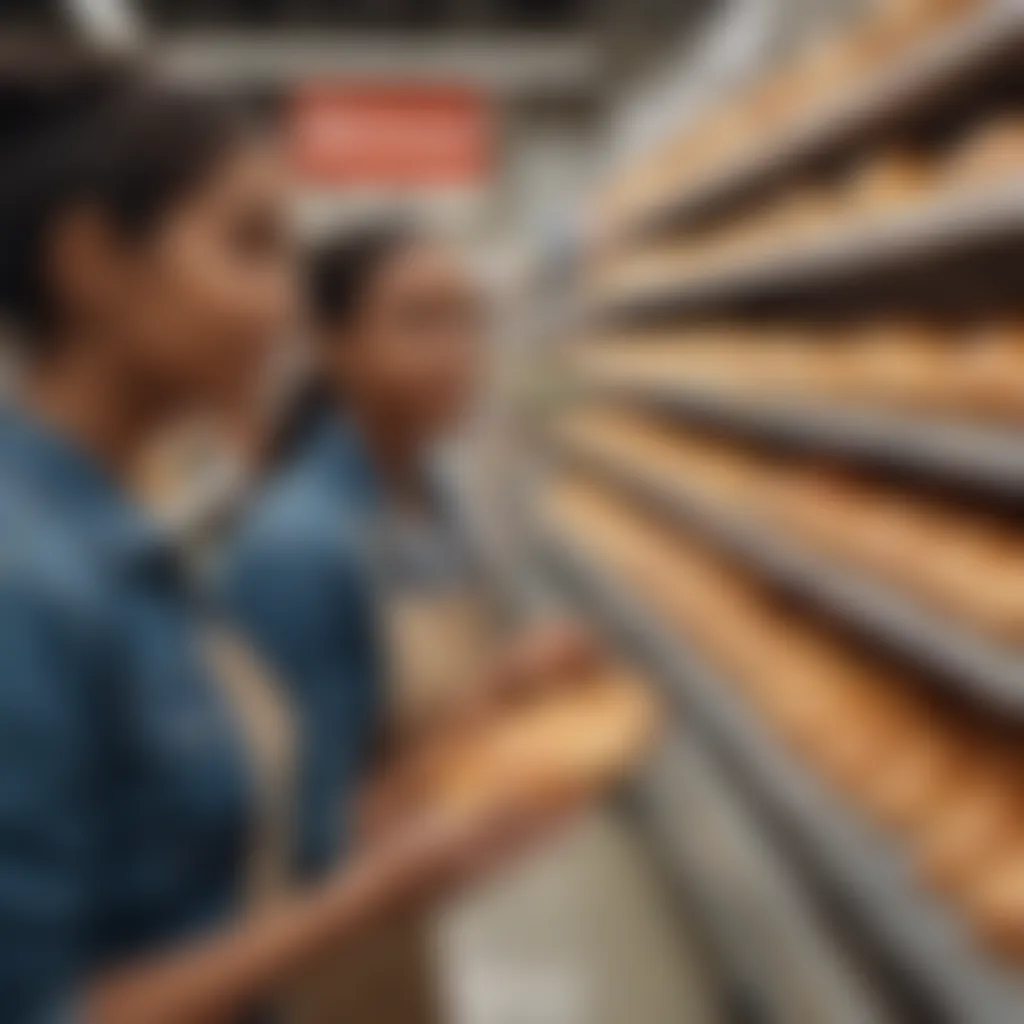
left=545, top=437, right=1024, bottom=718
left=600, top=183, right=1024, bottom=321
left=620, top=0, right=1024, bottom=243
left=576, top=378, right=1024, bottom=499
left=535, top=521, right=1024, bottom=1024
left=490, top=511, right=893, bottom=1024
left=631, top=736, right=894, bottom=1024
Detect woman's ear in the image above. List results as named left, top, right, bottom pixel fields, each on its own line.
left=46, top=204, right=127, bottom=330
left=318, top=326, right=357, bottom=394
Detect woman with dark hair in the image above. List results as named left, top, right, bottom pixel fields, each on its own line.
left=0, top=43, right=566, bottom=1024
left=223, top=221, right=596, bottom=1021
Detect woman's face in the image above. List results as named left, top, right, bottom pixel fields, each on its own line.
left=330, top=240, right=486, bottom=439
left=78, top=139, right=297, bottom=415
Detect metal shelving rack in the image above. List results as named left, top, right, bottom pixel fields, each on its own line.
left=479, top=488, right=896, bottom=1024
left=617, top=0, right=1024, bottom=243
left=545, top=434, right=1024, bottom=716
left=519, top=2, right=1024, bottom=1018
left=531, top=519, right=1024, bottom=1024
left=627, top=734, right=893, bottom=1024
left=601, top=183, right=1024, bottom=321
left=572, top=378, right=1024, bottom=500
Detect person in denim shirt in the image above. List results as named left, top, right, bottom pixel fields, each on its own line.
left=0, top=47, right=554, bottom=1024
left=0, top=408, right=259, bottom=1020
left=222, top=417, right=385, bottom=877
left=223, top=224, right=595, bottom=1023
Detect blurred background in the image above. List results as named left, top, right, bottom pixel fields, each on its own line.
left=6, top=1, right=1024, bottom=1022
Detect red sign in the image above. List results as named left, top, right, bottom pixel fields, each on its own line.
left=290, top=83, right=490, bottom=187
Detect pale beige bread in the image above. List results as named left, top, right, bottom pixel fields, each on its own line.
left=544, top=473, right=1024, bottom=960
left=959, top=846, right=1024, bottom=962
left=369, top=657, right=661, bottom=837
left=910, top=523, right=1024, bottom=639
left=589, top=0, right=979, bottom=241
left=943, top=116, right=1024, bottom=191
left=551, top=405, right=766, bottom=505
left=809, top=681, right=929, bottom=804
left=553, top=409, right=1024, bottom=642
left=846, top=148, right=936, bottom=216
left=791, top=28, right=869, bottom=102
left=571, top=320, right=1019, bottom=420
left=837, top=322, right=959, bottom=409
left=956, top=321, right=1024, bottom=420
left=913, top=746, right=1024, bottom=896
left=853, top=721, right=970, bottom=832
left=425, top=668, right=661, bottom=816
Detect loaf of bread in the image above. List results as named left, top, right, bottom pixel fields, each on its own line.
left=914, top=745, right=1024, bottom=894
left=957, top=321, right=1024, bottom=420
left=960, top=848, right=1024, bottom=962
left=378, top=664, right=660, bottom=830
left=944, top=116, right=1024, bottom=190
left=847, top=149, right=935, bottom=216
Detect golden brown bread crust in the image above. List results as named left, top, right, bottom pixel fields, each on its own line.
left=360, top=666, right=661, bottom=841
left=543, top=473, right=1024, bottom=963
left=423, top=669, right=660, bottom=814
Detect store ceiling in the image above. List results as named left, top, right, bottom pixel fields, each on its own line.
left=138, top=0, right=593, bottom=30
left=2, top=0, right=719, bottom=106
left=5, top=0, right=716, bottom=54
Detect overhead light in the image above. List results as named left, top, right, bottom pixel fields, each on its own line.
left=65, top=0, right=143, bottom=46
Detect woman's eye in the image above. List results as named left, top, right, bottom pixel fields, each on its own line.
left=400, top=297, right=476, bottom=334
left=230, top=208, right=285, bottom=260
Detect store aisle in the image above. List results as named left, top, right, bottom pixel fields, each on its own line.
left=437, top=808, right=722, bottom=1024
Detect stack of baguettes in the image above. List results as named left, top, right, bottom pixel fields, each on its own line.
left=372, top=658, right=661, bottom=837
left=571, top=0, right=1024, bottom=988
left=573, top=319, right=1024, bottom=423
left=594, top=0, right=994, bottom=241
left=551, top=407, right=1024, bottom=643
left=594, top=112, right=1024, bottom=301
left=542, top=473, right=1024, bottom=962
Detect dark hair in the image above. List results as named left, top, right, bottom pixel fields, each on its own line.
left=268, top=221, right=423, bottom=466
left=0, top=39, right=254, bottom=350
left=306, top=220, right=421, bottom=331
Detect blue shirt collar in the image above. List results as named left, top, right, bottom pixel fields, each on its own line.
left=0, top=406, right=171, bottom=571
left=300, top=416, right=452, bottom=516
left=301, top=416, right=385, bottom=513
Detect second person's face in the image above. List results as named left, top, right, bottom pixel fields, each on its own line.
left=331, top=241, right=487, bottom=439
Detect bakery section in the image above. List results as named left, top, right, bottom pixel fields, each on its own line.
left=513, top=1, right=1024, bottom=1022
left=7, top=1, right=1024, bottom=1021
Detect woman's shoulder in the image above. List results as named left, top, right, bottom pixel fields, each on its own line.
left=219, top=470, right=376, bottom=662
left=223, top=462, right=370, bottom=600
left=234, top=462, right=358, bottom=557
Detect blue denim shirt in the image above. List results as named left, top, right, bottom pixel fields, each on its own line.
left=0, top=410, right=254, bottom=1023
left=221, top=421, right=384, bottom=878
